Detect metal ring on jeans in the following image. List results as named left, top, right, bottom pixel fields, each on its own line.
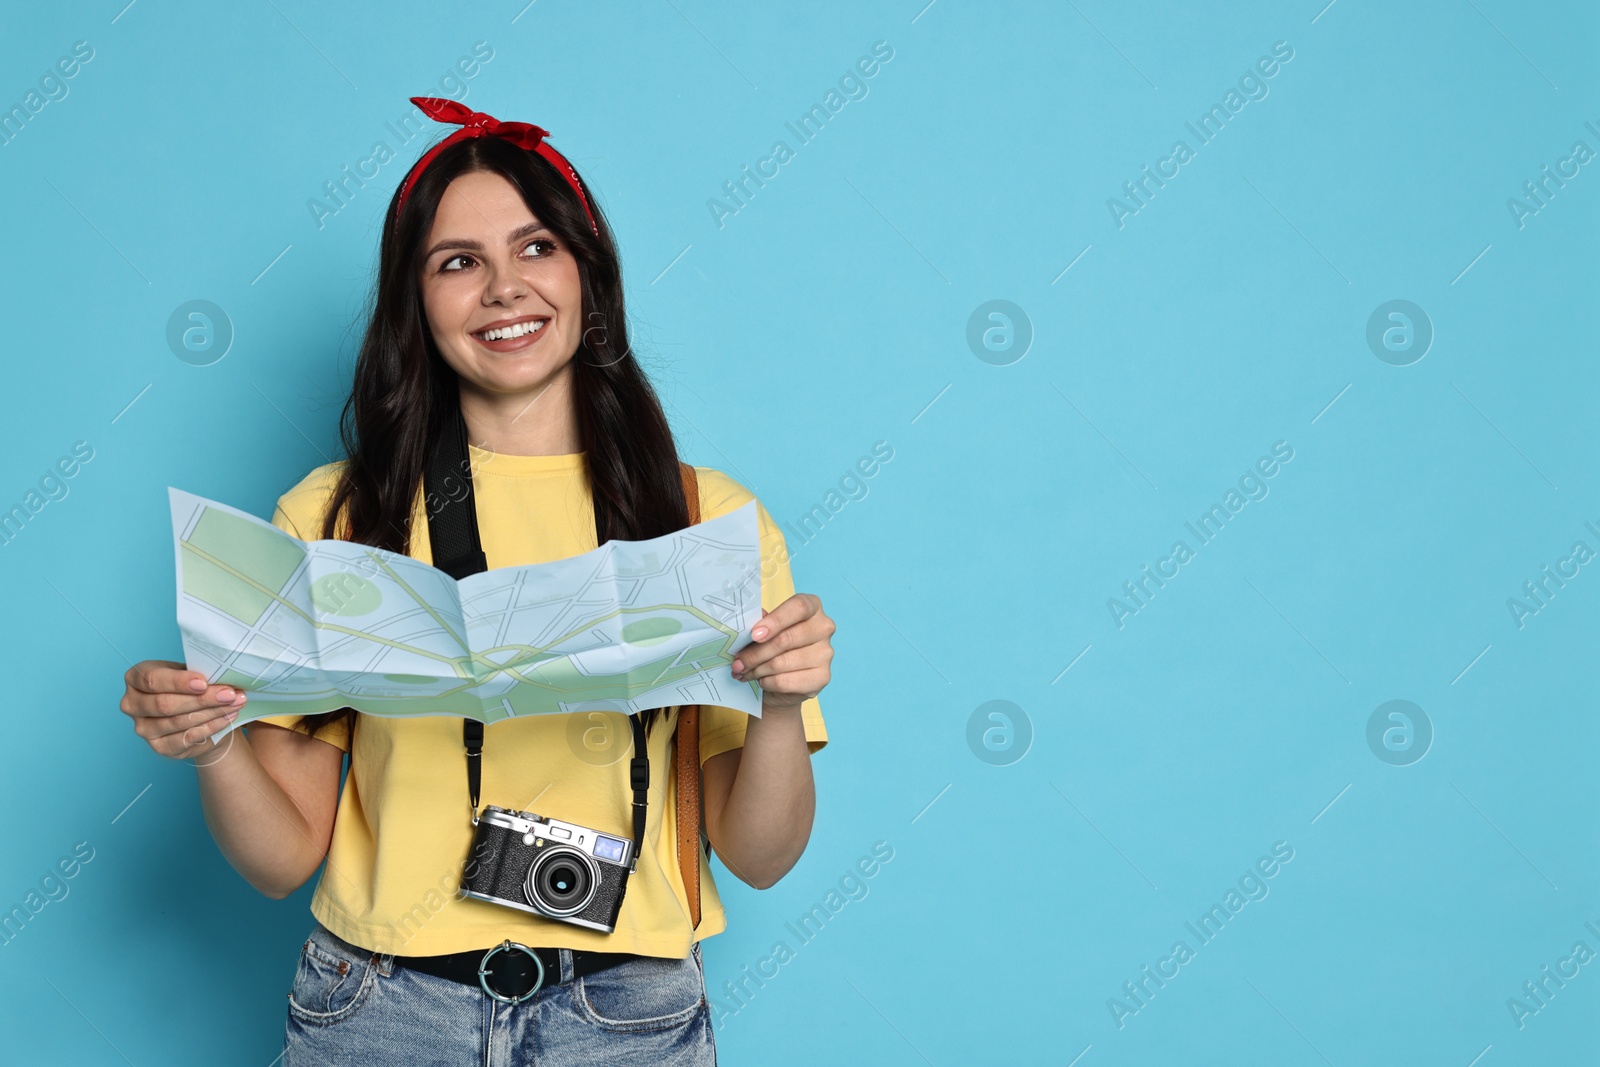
left=477, top=940, right=544, bottom=1004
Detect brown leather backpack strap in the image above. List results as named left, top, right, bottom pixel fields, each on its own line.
left=679, top=462, right=702, bottom=529
left=675, top=705, right=702, bottom=929
left=675, top=462, right=705, bottom=930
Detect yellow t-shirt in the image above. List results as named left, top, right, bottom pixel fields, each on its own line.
left=252, top=444, right=827, bottom=958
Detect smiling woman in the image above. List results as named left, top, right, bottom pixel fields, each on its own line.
left=416, top=171, right=588, bottom=447
left=117, top=96, right=834, bottom=1067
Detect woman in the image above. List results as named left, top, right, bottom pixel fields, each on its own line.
left=118, top=98, right=833, bottom=1065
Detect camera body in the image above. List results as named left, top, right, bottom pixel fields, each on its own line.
left=460, top=805, right=633, bottom=933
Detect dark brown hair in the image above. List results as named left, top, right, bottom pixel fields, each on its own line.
left=295, top=134, right=690, bottom=745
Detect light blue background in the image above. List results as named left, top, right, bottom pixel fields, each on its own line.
left=1, top=1, right=1595, bottom=1063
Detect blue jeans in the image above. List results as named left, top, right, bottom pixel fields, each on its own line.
left=282, top=921, right=717, bottom=1065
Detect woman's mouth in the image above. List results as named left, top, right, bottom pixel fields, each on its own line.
left=471, top=317, right=549, bottom=352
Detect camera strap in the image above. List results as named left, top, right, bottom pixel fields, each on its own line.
left=423, top=401, right=705, bottom=918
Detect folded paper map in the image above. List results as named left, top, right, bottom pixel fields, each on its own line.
left=168, top=487, right=764, bottom=739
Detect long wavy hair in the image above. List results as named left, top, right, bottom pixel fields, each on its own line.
left=294, top=133, right=691, bottom=745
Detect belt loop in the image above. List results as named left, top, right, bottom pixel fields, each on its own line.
left=559, top=948, right=575, bottom=985
left=373, top=950, right=395, bottom=977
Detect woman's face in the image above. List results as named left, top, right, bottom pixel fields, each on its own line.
left=417, top=169, right=585, bottom=406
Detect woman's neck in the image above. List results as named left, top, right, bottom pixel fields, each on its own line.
left=457, top=369, right=582, bottom=457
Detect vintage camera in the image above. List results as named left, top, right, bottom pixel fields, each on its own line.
left=460, top=806, right=634, bottom=933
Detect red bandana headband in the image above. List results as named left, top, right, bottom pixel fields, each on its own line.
left=394, top=96, right=599, bottom=237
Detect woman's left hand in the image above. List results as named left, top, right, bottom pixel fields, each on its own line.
left=730, top=593, right=835, bottom=710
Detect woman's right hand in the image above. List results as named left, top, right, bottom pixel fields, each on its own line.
left=120, top=659, right=249, bottom=761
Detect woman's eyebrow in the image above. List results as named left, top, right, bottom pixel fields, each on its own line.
left=423, top=220, right=549, bottom=260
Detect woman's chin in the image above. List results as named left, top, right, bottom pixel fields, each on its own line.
left=453, top=353, right=574, bottom=392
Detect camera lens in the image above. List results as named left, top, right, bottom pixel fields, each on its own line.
left=526, top=847, right=598, bottom=917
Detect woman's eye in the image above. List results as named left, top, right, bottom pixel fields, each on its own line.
left=437, top=240, right=554, bottom=274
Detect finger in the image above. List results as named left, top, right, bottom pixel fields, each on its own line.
left=738, top=643, right=832, bottom=682
left=746, top=594, right=818, bottom=645
left=142, top=701, right=246, bottom=740
left=136, top=703, right=215, bottom=740
left=750, top=665, right=829, bottom=699
left=735, top=628, right=833, bottom=678
left=157, top=711, right=240, bottom=756
left=122, top=688, right=200, bottom=719
left=123, top=686, right=247, bottom=719
left=735, top=608, right=830, bottom=673
left=126, top=661, right=208, bottom=696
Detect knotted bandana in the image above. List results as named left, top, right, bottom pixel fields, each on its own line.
left=394, top=96, right=599, bottom=237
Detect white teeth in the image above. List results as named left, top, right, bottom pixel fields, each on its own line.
left=477, top=319, right=547, bottom=341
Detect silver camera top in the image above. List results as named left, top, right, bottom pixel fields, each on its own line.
left=477, top=805, right=634, bottom=869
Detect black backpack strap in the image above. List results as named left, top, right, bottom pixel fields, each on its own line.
left=426, top=395, right=487, bottom=580
left=627, top=714, right=648, bottom=872
left=425, top=400, right=491, bottom=820
left=463, top=718, right=484, bottom=814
